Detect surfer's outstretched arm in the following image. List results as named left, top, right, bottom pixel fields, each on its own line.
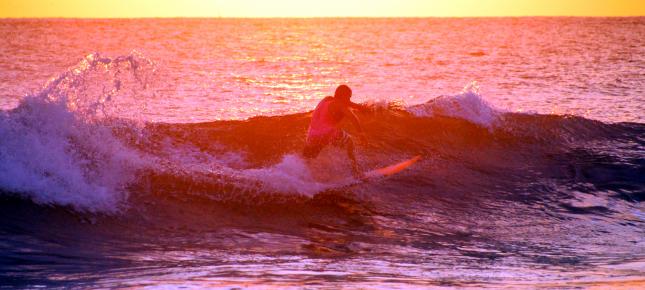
left=348, top=101, right=366, bottom=111
left=341, top=106, right=364, bottom=136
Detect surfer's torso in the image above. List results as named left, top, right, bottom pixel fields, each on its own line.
left=302, top=96, right=351, bottom=159
left=306, top=96, right=344, bottom=142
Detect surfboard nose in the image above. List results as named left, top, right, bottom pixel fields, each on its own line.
left=367, top=155, right=422, bottom=178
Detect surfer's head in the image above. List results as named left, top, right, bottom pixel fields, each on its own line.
left=334, top=85, right=352, bottom=103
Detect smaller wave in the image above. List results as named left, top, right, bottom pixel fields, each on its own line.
left=407, top=82, right=499, bottom=127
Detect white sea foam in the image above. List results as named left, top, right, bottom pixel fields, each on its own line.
left=0, top=52, right=156, bottom=213
left=0, top=96, right=145, bottom=213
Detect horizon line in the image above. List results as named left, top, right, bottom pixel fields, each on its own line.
left=1, top=15, right=644, bottom=20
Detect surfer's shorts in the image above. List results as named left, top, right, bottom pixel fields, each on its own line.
left=302, top=129, right=351, bottom=159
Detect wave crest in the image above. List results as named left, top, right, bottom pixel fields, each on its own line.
left=0, top=52, right=156, bottom=213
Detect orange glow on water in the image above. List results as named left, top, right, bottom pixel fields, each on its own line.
left=1, top=0, right=644, bottom=18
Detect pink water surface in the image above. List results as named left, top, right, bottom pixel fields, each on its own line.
left=1, top=17, right=643, bottom=122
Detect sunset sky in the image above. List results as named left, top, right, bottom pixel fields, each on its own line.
left=1, top=0, right=644, bottom=18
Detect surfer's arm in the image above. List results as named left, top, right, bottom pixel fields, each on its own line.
left=348, top=101, right=366, bottom=111
left=342, top=106, right=364, bottom=134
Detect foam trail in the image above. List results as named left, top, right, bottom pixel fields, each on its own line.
left=242, top=154, right=329, bottom=197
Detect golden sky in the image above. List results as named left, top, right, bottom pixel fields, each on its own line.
left=1, top=0, right=643, bottom=18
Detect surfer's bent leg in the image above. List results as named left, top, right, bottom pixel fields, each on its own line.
left=337, top=131, right=360, bottom=176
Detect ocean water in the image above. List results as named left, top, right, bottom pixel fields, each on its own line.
left=0, top=18, right=644, bottom=288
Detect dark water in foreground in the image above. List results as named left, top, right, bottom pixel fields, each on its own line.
left=0, top=18, right=644, bottom=288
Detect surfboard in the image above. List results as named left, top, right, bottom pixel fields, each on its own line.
left=325, top=155, right=421, bottom=189
left=363, top=155, right=421, bottom=179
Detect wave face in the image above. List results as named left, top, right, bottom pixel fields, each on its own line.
left=1, top=48, right=644, bottom=286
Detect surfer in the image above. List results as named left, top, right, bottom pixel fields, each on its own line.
left=303, top=85, right=366, bottom=176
